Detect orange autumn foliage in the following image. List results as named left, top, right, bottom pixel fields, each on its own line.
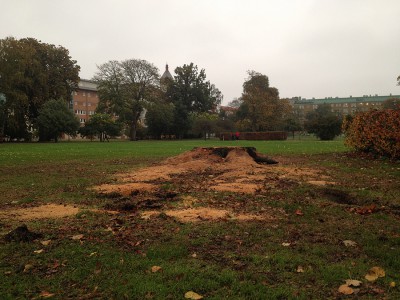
left=343, top=109, right=400, bottom=159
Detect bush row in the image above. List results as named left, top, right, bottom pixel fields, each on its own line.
left=343, top=109, right=400, bottom=159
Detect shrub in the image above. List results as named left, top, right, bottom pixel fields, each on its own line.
left=343, top=109, right=400, bottom=159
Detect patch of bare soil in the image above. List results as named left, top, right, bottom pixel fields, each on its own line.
left=0, top=204, right=80, bottom=221
left=91, top=147, right=333, bottom=222
left=141, top=208, right=267, bottom=223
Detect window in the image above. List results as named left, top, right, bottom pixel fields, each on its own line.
left=88, top=92, right=91, bottom=97
left=82, top=92, right=86, bottom=97
left=89, top=111, right=94, bottom=115
left=74, top=101, right=79, bottom=106
left=87, top=102, right=92, bottom=107
left=79, top=118, right=86, bottom=123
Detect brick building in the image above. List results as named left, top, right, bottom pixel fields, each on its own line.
left=71, top=79, right=99, bottom=124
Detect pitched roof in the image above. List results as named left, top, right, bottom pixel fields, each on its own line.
left=161, top=64, right=173, bottom=80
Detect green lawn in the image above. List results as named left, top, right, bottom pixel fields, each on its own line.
left=1, top=139, right=399, bottom=299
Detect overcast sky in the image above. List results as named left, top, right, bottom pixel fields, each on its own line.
left=1, top=0, right=399, bottom=104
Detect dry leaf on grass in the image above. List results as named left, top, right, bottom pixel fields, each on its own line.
left=343, top=240, right=357, bottom=247
left=295, top=209, right=304, bottom=216
left=345, top=279, right=362, bottom=287
left=281, top=242, right=291, bottom=247
left=151, top=266, right=162, bottom=273
left=71, top=234, right=84, bottom=240
left=34, top=249, right=44, bottom=254
left=338, top=284, right=354, bottom=295
left=38, top=291, right=55, bottom=298
left=365, top=266, right=385, bottom=282
left=296, top=266, right=304, bottom=273
left=40, top=240, right=51, bottom=246
left=184, top=291, right=203, bottom=299
left=390, top=282, right=396, bottom=288
left=23, top=264, right=33, bottom=273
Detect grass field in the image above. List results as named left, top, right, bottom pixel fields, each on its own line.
left=0, top=138, right=399, bottom=299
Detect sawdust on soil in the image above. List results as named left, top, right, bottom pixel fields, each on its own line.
left=93, top=147, right=332, bottom=196
left=0, top=204, right=80, bottom=221
left=141, top=208, right=267, bottom=223
left=89, top=147, right=332, bottom=223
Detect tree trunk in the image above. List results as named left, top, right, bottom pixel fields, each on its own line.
left=130, top=121, right=137, bottom=141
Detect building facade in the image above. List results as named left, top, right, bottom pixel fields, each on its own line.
left=71, top=79, right=99, bottom=124
left=291, top=94, right=400, bottom=122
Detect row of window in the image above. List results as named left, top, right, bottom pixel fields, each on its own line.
left=74, top=101, right=93, bottom=106
left=74, top=110, right=95, bottom=115
left=298, top=102, right=382, bottom=109
left=74, top=91, right=97, bottom=98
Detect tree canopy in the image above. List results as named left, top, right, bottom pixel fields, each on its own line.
left=304, top=104, right=342, bottom=140
left=165, top=63, right=222, bottom=138
left=37, top=99, right=80, bottom=142
left=79, top=113, right=121, bottom=142
left=0, top=37, right=80, bottom=140
left=382, top=98, right=400, bottom=110
left=93, top=59, right=160, bottom=141
left=238, top=71, right=290, bottom=131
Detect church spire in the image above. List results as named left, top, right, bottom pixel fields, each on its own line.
left=161, top=62, right=173, bottom=81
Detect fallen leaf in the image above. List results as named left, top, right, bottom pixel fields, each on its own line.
left=281, top=242, right=291, bottom=247
left=39, top=291, right=55, bottom=298
left=34, top=249, right=45, bottom=254
left=390, top=281, right=396, bottom=288
left=295, top=209, right=304, bottom=216
left=355, top=204, right=377, bottom=215
left=151, top=266, right=162, bottom=273
left=365, top=266, right=385, bottom=282
left=71, top=234, right=84, bottom=240
left=40, top=240, right=51, bottom=246
left=89, top=252, right=97, bottom=257
left=4, top=271, right=12, bottom=275
left=343, top=240, right=357, bottom=247
left=345, top=279, right=362, bottom=287
left=296, top=266, right=304, bottom=273
left=23, top=264, right=33, bottom=273
left=338, top=284, right=354, bottom=295
left=184, top=291, right=203, bottom=299
left=191, top=253, right=197, bottom=258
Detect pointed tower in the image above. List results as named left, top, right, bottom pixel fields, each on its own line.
left=160, top=64, right=173, bottom=81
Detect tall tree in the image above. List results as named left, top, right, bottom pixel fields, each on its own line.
left=240, top=71, right=290, bottom=131
left=79, top=113, right=121, bottom=142
left=166, top=63, right=222, bottom=138
left=304, top=103, right=342, bottom=140
left=37, top=99, right=80, bottom=142
left=0, top=37, right=80, bottom=140
left=145, top=101, right=174, bottom=139
left=94, top=59, right=160, bottom=141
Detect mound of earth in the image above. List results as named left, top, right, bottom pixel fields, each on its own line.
left=92, top=147, right=333, bottom=222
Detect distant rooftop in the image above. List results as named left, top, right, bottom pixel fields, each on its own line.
left=161, top=64, right=173, bottom=81
left=295, top=94, right=400, bottom=104
left=78, top=79, right=97, bottom=91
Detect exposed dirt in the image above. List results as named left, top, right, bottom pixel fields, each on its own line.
left=91, top=147, right=333, bottom=222
left=0, top=204, right=80, bottom=221
left=93, top=147, right=330, bottom=196
left=141, top=208, right=267, bottom=223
